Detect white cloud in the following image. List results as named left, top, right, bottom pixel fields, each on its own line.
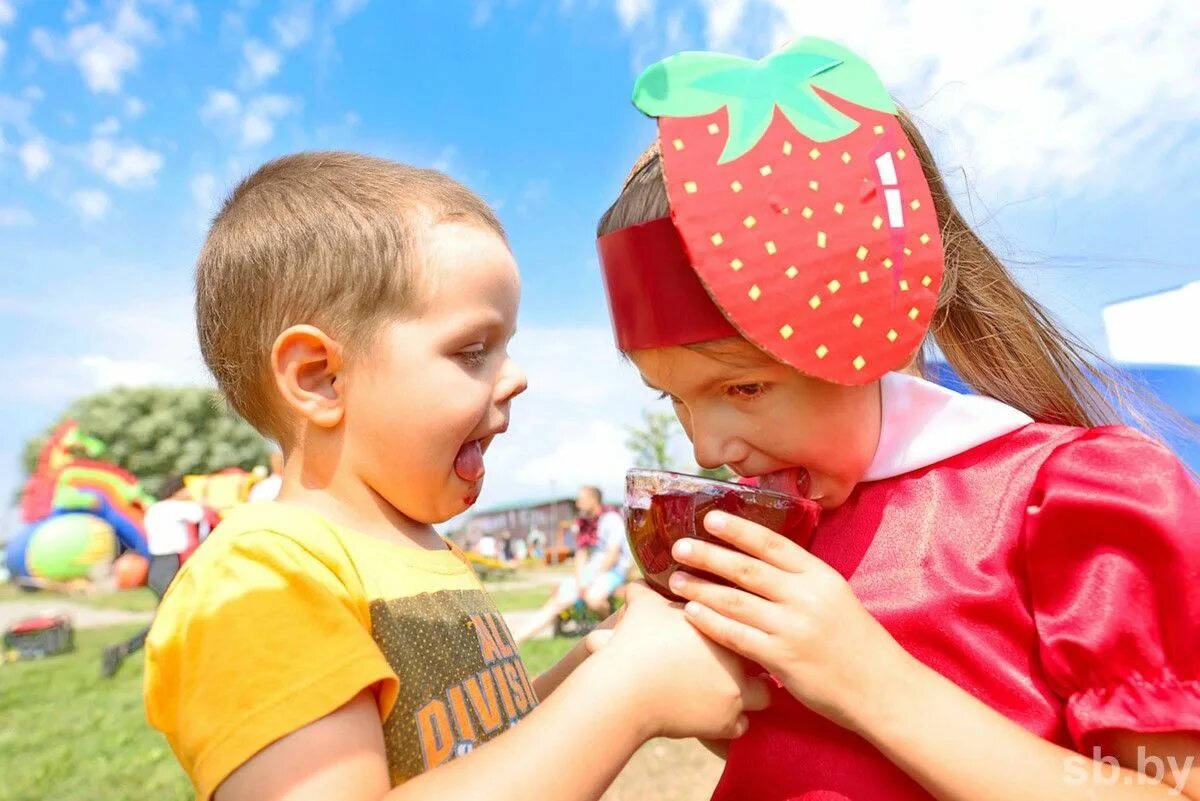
left=272, top=2, right=314, bottom=48
left=516, top=178, right=549, bottom=215
left=31, top=0, right=160, bottom=94
left=0, top=0, right=12, bottom=68
left=201, top=89, right=299, bottom=148
left=332, top=0, right=370, bottom=19
left=0, top=206, right=34, bottom=226
left=200, top=89, right=240, bottom=120
left=471, top=1, right=493, bottom=27
left=431, top=145, right=458, bottom=173
left=125, top=96, right=146, bottom=117
left=241, top=95, right=297, bottom=147
left=624, top=0, right=1200, bottom=199
left=64, top=0, right=88, bottom=24
left=20, top=139, right=52, bottom=179
left=616, top=0, right=654, bottom=29
left=78, top=354, right=181, bottom=387
left=71, top=188, right=112, bottom=219
left=4, top=289, right=210, bottom=404
left=85, top=136, right=164, bottom=187
left=1104, top=282, right=1200, bottom=366
left=92, top=115, right=121, bottom=136
left=23, top=86, right=45, bottom=102
left=240, top=39, right=281, bottom=87
left=190, top=171, right=220, bottom=227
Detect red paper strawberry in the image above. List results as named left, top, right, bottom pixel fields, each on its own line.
left=632, top=38, right=944, bottom=385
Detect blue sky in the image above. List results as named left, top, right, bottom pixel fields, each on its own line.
left=1, top=0, right=1198, bottom=524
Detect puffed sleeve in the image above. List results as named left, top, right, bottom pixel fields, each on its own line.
left=1023, top=425, right=1200, bottom=751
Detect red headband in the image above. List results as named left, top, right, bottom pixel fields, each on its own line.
left=598, top=216, right=736, bottom=351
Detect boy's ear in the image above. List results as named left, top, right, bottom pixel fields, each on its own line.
left=271, top=325, right=346, bottom=429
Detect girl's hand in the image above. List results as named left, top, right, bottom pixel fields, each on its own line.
left=669, top=510, right=916, bottom=734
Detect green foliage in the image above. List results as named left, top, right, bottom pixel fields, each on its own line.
left=697, top=465, right=735, bottom=481
left=625, top=409, right=737, bottom=479
left=21, top=386, right=272, bottom=498
left=624, top=409, right=680, bottom=470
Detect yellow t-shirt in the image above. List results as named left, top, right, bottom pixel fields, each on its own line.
left=144, top=502, right=537, bottom=800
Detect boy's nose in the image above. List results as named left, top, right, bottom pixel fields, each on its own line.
left=497, top=357, right=528, bottom=403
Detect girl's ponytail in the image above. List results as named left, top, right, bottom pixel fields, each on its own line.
left=901, top=110, right=1157, bottom=430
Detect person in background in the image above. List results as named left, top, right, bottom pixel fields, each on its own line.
left=247, top=449, right=284, bottom=502
left=512, top=486, right=631, bottom=644
left=101, top=475, right=218, bottom=678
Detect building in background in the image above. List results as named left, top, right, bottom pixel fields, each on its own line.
left=451, top=495, right=581, bottom=562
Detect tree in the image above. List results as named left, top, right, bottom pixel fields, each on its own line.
left=624, top=409, right=680, bottom=470
left=624, top=408, right=737, bottom=481
left=22, top=386, right=273, bottom=497
left=697, top=465, right=735, bottom=481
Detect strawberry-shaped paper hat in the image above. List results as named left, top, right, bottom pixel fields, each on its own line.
left=598, top=37, right=945, bottom=385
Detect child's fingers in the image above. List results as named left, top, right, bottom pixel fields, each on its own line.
left=682, top=600, right=772, bottom=665
left=741, top=675, right=774, bottom=713
left=703, top=510, right=816, bottom=573
left=669, top=571, right=779, bottom=634
left=584, top=628, right=615, bottom=654
left=672, top=537, right=787, bottom=601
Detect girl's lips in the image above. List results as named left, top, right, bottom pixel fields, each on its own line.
left=756, top=467, right=812, bottom=499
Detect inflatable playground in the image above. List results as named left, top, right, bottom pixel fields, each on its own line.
left=4, top=420, right=271, bottom=592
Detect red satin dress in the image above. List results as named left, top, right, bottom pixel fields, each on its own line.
left=713, top=423, right=1200, bottom=801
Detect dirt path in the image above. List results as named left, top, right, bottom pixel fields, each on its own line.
left=603, top=738, right=723, bottom=800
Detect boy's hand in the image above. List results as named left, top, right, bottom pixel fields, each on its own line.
left=598, top=581, right=772, bottom=741
left=667, top=511, right=915, bottom=735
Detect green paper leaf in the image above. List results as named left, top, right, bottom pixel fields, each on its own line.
left=633, top=51, right=756, bottom=119
left=787, top=37, right=896, bottom=114
left=716, top=96, right=777, bottom=163
left=775, top=87, right=859, bottom=142
left=632, top=37, right=897, bottom=158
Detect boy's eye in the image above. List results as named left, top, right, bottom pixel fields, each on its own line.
left=457, top=347, right=488, bottom=368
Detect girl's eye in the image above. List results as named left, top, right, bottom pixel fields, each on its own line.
left=727, top=383, right=766, bottom=400
left=656, top=390, right=682, bottom=404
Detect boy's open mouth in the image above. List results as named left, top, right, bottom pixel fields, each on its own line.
left=454, top=439, right=486, bottom=482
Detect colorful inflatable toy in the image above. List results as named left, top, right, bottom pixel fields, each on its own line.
left=7, top=421, right=154, bottom=585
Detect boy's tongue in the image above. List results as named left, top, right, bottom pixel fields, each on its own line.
left=454, top=440, right=485, bottom=482
left=757, top=467, right=812, bottom=498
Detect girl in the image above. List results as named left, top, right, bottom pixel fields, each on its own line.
left=596, top=38, right=1200, bottom=800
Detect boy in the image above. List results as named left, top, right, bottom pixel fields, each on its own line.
left=145, top=152, right=768, bottom=801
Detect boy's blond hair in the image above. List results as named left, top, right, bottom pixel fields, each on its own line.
left=196, top=151, right=506, bottom=443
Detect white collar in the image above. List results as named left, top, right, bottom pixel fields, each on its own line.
left=861, top=372, right=1034, bottom=482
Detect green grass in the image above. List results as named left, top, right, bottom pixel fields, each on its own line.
left=0, top=625, right=578, bottom=801
left=0, top=583, right=159, bottom=613
left=485, top=585, right=551, bottom=613
left=0, top=624, right=192, bottom=801
left=518, top=636, right=576, bottom=675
